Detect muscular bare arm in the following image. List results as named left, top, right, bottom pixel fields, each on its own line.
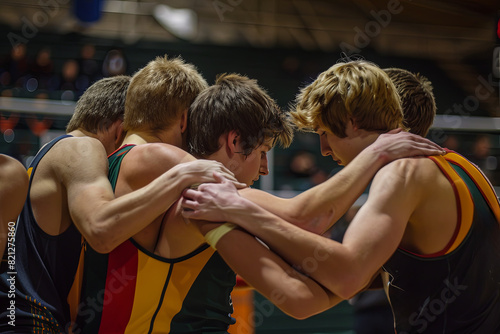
left=182, top=159, right=425, bottom=299
left=193, top=220, right=343, bottom=319
left=56, top=138, right=240, bottom=253
left=0, top=155, right=28, bottom=259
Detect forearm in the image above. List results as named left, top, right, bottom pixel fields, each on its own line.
left=267, top=147, right=385, bottom=233
left=258, top=131, right=444, bottom=234
left=215, top=228, right=343, bottom=318
left=75, top=168, right=192, bottom=253
left=224, top=198, right=360, bottom=298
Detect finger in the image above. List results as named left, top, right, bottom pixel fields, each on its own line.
left=231, top=181, right=248, bottom=189
left=181, top=209, right=197, bottom=219
left=419, top=140, right=445, bottom=152
left=219, top=165, right=235, bottom=177
left=218, top=171, right=238, bottom=182
left=387, top=128, right=403, bottom=134
left=213, top=171, right=228, bottom=183
left=408, top=143, right=445, bottom=156
left=182, top=188, right=200, bottom=200
left=181, top=198, right=199, bottom=210
left=212, top=172, right=245, bottom=188
left=406, top=135, right=441, bottom=148
left=401, top=134, right=443, bottom=151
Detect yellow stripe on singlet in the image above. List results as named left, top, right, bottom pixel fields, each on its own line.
left=67, top=238, right=85, bottom=332
left=429, top=155, right=474, bottom=254
left=123, top=253, right=170, bottom=334
left=123, top=246, right=216, bottom=334
left=445, top=152, right=500, bottom=223
left=152, top=247, right=216, bottom=333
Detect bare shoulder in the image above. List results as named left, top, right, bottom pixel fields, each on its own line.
left=239, top=187, right=270, bottom=202
left=0, top=155, right=28, bottom=189
left=51, top=136, right=106, bottom=160
left=239, top=187, right=259, bottom=196
left=0, top=155, right=28, bottom=221
left=377, top=156, right=437, bottom=178
left=0, top=154, right=26, bottom=176
left=44, top=136, right=108, bottom=181
left=374, top=157, right=444, bottom=198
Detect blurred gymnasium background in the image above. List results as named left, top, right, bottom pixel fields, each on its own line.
left=1, top=1, right=499, bottom=332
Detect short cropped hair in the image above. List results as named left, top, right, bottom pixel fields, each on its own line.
left=124, top=55, right=208, bottom=133
left=187, top=73, right=294, bottom=158
left=384, top=68, right=436, bottom=137
left=66, top=75, right=130, bottom=133
left=291, top=60, right=404, bottom=137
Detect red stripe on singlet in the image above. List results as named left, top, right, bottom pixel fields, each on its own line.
left=98, top=240, right=138, bottom=333
left=445, top=152, right=500, bottom=224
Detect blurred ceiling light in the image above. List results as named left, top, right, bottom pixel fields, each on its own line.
left=153, top=4, right=197, bottom=40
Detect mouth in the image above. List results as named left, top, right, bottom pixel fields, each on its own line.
left=329, top=154, right=341, bottom=165
left=250, top=176, right=260, bottom=185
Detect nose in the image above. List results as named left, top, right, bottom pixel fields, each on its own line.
left=259, top=154, right=269, bottom=175
left=319, top=135, right=331, bottom=157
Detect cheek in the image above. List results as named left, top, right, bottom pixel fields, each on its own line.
left=327, top=137, right=341, bottom=152
left=240, top=155, right=260, bottom=175
left=245, top=155, right=260, bottom=172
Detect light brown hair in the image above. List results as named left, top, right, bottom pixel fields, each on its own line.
left=124, top=55, right=208, bottom=133
left=384, top=68, right=436, bottom=137
left=187, top=73, right=293, bottom=157
left=66, top=75, right=130, bottom=133
left=291, top=60, right=404, bottom=137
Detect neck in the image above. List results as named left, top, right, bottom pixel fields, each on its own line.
left=68, top=129, right=95, bottom=138
left=362, top=132, right=381, bottom=147
left=122, top=133, right=156, bottom=145
left=205, top=150, right=233, bottom=172
left=344, top=131, right=381, bottom=165
left=122, top=130, right=183, bottom=148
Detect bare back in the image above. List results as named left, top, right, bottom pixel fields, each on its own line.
left=112, top=143, right=205, bottom=256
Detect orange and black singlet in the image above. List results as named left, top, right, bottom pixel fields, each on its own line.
left=74, top=145, right=236, bottom=334
left=383, top=151, right=500, bottom=333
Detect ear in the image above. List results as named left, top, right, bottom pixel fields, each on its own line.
left=226, top=130, right=240, bottom=155
left=180, top=109, right=188, bottom=134
left=114, top=120, right=126, bottom=146
left=347, top=118, right=358, bottom=133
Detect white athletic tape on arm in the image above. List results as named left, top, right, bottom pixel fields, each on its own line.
left=204, top=223, right=237, bottom=250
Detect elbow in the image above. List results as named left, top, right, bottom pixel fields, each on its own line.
left=84, top=220, right=117, bottom=254
left=286, top=311, right=312, bottom=320
left=336, top=287, right=359, bottom=301
left=270, top=289, right=328, bottom=320
left=284, top=207, right=317, bottom=231
left=85, top=234, right=114, bottom=254
left=87, top=240, right=114, bottom=254
left=280, top=206, right=304, bottom=227
left=279, top=302, right=319, bottom=320
left=334, top=273, right=369, bottom=300
left=286, top=202, right=336, bottom=234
